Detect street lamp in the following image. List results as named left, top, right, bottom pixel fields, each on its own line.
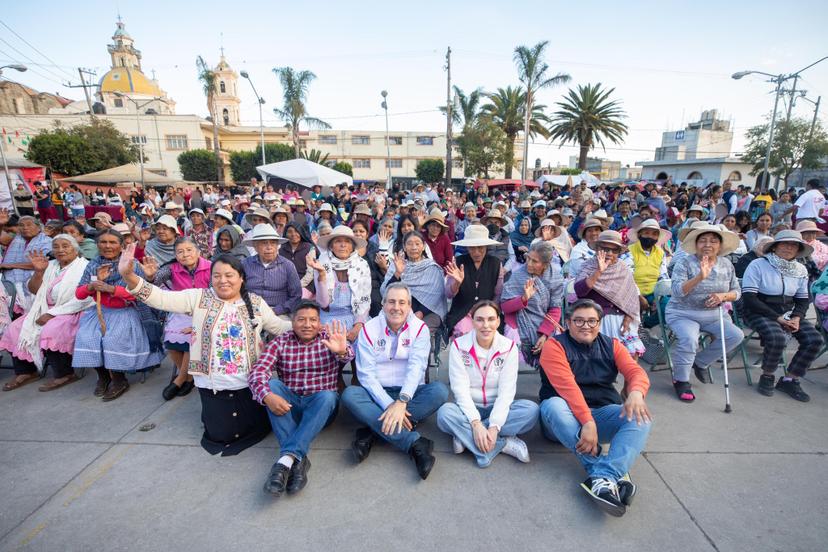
left=381, top=90, right=392, bottom=191
left=240, top=70, right=266, bottom=166
left=0, top=64, right=27, bottom=214
left=115, top=93, right=167, bottom=188
left=732, top=56, right=828, bottom=192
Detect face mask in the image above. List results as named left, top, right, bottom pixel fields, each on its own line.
left=486, top=223, right=500, bottom=237
left=639, top=236, right=658, bottom=249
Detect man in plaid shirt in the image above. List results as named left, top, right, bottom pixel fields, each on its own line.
left=248, top=301, right=353, bottom=498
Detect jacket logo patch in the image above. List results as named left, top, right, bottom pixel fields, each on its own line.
left=376, top=338, right=386, bottom=349
left=402, top=338, right=411, bottom=347
left=494, top=357, right=505, bottom=368
left=462, top=352, right=471, bottom=366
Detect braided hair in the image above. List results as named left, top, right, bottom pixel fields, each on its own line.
left=211, top=254, right=257, bottom=328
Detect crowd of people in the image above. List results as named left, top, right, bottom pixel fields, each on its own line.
left=1, top=175, right=826, bottom=518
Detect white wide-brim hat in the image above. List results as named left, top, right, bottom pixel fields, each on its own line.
left=243, top=223, right=287, bottom=245
left=450, top=224, right=501, bottom=247
left=316, top=224, right=367, bottom=251
left=628, top=218, right=672, bottom=246
left=680, top=223, right=741, bottom=256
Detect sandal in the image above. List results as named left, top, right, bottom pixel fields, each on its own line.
left=102, top=381, right=129, bottom=402
left=38, top=374, right=79, bottom=392
left=2, top=373, right=41, bottom=391
left=673, top=381, right=695, bottom=403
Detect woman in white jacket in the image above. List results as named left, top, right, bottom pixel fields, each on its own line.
left=437, top=300, right=540, bottom=467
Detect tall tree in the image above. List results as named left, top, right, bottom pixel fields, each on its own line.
left=514, top=40, right=571, bottom=180
left=547, top=83, right=629, bottom=170
left=272, top=67, right=331, bottom=157
left=480, top=86, right=550, bottom=178
left=196, top=56, right=222, bottom=183
left=439, top=85, right=484, bottom=130
left=456, top=121, right=511, bottom=178
left=742, top=116, right=828, bottom=185
left=300, top=148, right=330, bottom=165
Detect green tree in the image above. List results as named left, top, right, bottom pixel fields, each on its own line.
left=332, top=161, right=353, bottom=176
left=548, top=83, right=629, bottom=170
left=439, top=85, right=484, bottom=130
left=742, top=116, right=828, bottom=186
left=26, top=119, right=138, bottom=176
left=300, top=148, right=330, bottom=165
left=559, top=167, right=582, bottom=175
left=480, top=86, right=550, bottom=178
left=514, top=40, right=571, bottom=180
left=178, top=149, right=219, bottom=182
left=256, top=143, right=296, bottom=165
left=196, top=55, right=222, bottom=183
left=456, top=121, right=510, bottom=178
left=229, top=150, right=259, bottom=182
left=415, top=159, right=445, bottom=183
left=272, top=66, right=331, bottom=156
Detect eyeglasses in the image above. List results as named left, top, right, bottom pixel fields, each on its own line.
left=571, top=318, right=600, bottom=328
left=597, top=245, right=622, bottom=254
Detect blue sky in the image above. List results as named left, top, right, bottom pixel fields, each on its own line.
left=3, top=0, right=827, bottom=167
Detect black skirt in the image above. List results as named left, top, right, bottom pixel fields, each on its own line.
left=198, top=387, right=271, bottom=456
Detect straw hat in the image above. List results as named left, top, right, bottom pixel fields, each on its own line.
left=481, top=209, right=505, bottom=225
left=111, top=222, right=131, bottom=235
left=577, top=217, right=605, bottom=239
left=90, top=212, right=113, bottom=224
left=678, top=219, right=710, bottom=241
left=680, top=223, right=741, bottom=256
left=164, top=201, right=182, bottom=211
left=451, top=224, right=501, bottom=247
left=794, top=220, right=825, bottom=236
left=353, top=203, right=372, bottom=216
left=628, top=219, right=672, bottom=246
left=686, top=204, right=706, bottom=216
left=758, top=229, right=813, bottom=258
left=752, top=235, right=773, bottom=256
left=534, top=218, right=562, bottom=239
left=317, top=224, right=367, bottom=251
left=318, top=203, right=336, bottom=214
left=153, top=215, right=179, bottom=231
left=423, top=210, right=449, bottom=229
left=244, top=207, right=272, bottom=224
left=243, top=223, right=287, bottom=245
left=596, top=230, right=627, bottom=251
left=588, top=209, right=610, bottom=226
left=294, top=199, right=307, bottom=207
left=270, top=206, right=289, bottom=218
left=519, top=200, right=531, bottom=209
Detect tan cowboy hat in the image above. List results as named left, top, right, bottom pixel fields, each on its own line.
left=242, top=223, right=287, bottom=245
left=534, top=218, right=562, bottom=239
left=353, top=203, right=372, bottom=216
left=481, top=209, right=504, bottom=225
left=628, top=218, right=672, bottom=246
left=680, top=223, right=740, bottom=256
left=577, top=217, right=605, bottom=239
left=795, top=220, right=826, bottom=236
left=519, top=200, right=531, bottom=209
left=758, top=229, right=814, bottom=258
left=589, top=209, right=610, bottom=224
left=678, top=219, right=709, bottom=241
left=451, top=224, right=501, bottom=247
left=317, top=224, right=367, bottom=250
left=424, top=210, right=449, bottom=228
left=270, top=206, right=289, bottom=218
left=111, top=222, right=131, bottom=235
left=244, top=207, right=273, bottom=225
left=164, top=201, right=181, bottom=211
left=89, top=212, right=113, bottom=224
left=595, top=230, right=627, bottom=251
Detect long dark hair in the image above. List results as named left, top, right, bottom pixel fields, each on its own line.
left=394, top=214, right=419, bottom=254
left=211, top=254, right=256, bottom=327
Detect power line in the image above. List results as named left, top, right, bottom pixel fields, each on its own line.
left=0, top=19, right=76, bottom=80
left=0, top=47, right=67, bottom=87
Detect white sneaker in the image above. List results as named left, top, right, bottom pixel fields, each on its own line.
left=452, top=437, right=465, bottom=454
left=501, top=436, right=530, bottom=463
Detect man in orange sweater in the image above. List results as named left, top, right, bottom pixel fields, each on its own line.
left=539, top=299, right=653, bottom=517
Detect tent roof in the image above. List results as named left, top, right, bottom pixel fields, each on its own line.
left=256, top=158, right=353, bottom=189
left=60, top=163, right=177, bottom=185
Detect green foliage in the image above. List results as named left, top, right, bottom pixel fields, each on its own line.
left=272, top=66, right=331, bottom=155
left=742, top=117, right=828, bottom=183
left=25, top=119, right=138, bottom=176
left=257, top=143, right=296, bottom=164
left=456, top=121, right=510, bottom=178
left=332, top=161, right=353, bottom=176
left=300, top=148, right=330, bottom=165
left=229, top=151, right=258, bottom=182
left=559, top=168, right=582, bottom=175
left=439, top=86, right=484, bottom=130
left=548, top=83, right=628, bottom=170
left=178, top=149, right=219, bottom=182
left=415, top=159, right=445, bottom=183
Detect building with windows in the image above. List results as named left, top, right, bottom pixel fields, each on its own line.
left=567, top=155, right=622, bottom=180
left=639, top=109, right=756, bottom=187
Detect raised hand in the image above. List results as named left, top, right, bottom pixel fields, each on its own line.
left=375, top=252, right=388, bottom=273
left=699, top=255, right=715, bottom=279
left=310, top=231, right=319, bottom=244
left=444, top=259, right=464, bottom=285
left=138, top=227, right=151, bottom=243
left=141, top=255, right=159, bottom=281
left=321, top=320, right=348, bottom=355
left=118, top=242, right=137, bottom=279
left=523, top=278, right=536, bottom=303
left=393, top=251, right=406, bottom=278
left=27, top=250, right=50, bottom=272
left=596, top=249, right=609, bottom=272
left=306, top=255, right=325, bottom=274
left=96, top=263, right=111, bottom=282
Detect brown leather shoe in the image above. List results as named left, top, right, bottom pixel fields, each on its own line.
left=93, top=377, right=110, bottom=397
left=101, top=381, right=129, bottom=402
left=38, top=374, right=79, bottom=392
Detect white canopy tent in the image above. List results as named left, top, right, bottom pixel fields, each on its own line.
left=256, top=159, right=353, bottom=189
left=535, top=174, right=573, bottom=188
left=60, top=163, right=176, bottom=185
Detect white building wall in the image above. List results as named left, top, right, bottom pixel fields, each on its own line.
left=640, top=161, right=756, bottom=187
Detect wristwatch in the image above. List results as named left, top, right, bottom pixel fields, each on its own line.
left=398, top=393, right=411, bottom=404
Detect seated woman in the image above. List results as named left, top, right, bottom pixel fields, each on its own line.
left=744, top=212, right=772, bottom=251
left=307, top=225, right=372, bottom=344
left=568, top=218, right=605, bottom=278
left=481, top=209, right=514, bottom=270
left=741, top=230, right=824, bottom=402
left=501, top=240, right=564, bottom=365
left=666, top=223, right=743, bottom=403
left=368, top=217, right=396, bottom=259
left=0, top=235, right=90, bottom=391
left=280, top=222, right=316, bottom=296
left=143, top=237, right=211, bottom=401
left=392, top=214, right=419, bottom=256
left=721, top=214, right=748, bottom=263
left=626, top=219, right=671, bottom=327
left=72, top=230, right=165, bottom=401
left=119, top=246, right=292, bottom=455
left=352, top=219, right=385, bottom=317
left=212, top=226, right=248, bottom=261
left=573, top=230, right=644, bottom=356
left=534, top=219, right=565, bottom=269
left=445, top=225, right=504, bottom=338
left=796, top=220, right=828, bottom=273
left=437, top=301, right=539, bottom=467
left=422, top=210, right=454, bottom=268
left=144, top=215, right=180, bottom=266
left=381, top=231, right=446, bottom=335
left=509, top=216, right=534, bottom=265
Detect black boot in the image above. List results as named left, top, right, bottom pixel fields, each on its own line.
left=351, top=427, right=376, bottom=463
left=757, top=374, right=775, bottom=397
left=408, top=437, right=435, bottom=480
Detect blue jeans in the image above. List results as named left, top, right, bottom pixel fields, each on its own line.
left=540, top=397, right=651, bottom=482
left=266, top=379, right=339, bottom=461
left=341, top=383, right=449, bottom=452
left=436, top=400, right=539, bottom=468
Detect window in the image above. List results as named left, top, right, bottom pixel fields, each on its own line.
left=130, top=135, right=147, bottom=145
left=687, top=171, right=703, bottom=180
left=353, top=159, right=371, bottom=168
left=319, top=135, right=337, bottom=145
left=165, top=135, right=189, bottom=150
left=222, top=108, right=229, bottom=126
left=352, top=135, right=370, bottom=145
left=386, top=159, right=402, bottom=168
left=727, top=170, right=742, bottom=181
left=416, top=136, right=434, bottom=145
left=220, top=81, right=226, bottom=93
left=387, top=136, right=402, bottom=145
left=675, top=130, right=685, bottom=140
left=113, top=98, right=124, bottom=108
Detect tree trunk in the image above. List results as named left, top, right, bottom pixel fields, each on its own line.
left=293, top=121, right=300, bottom=158
left=578, top=143, right=589, bottom=170
left=210, top=97, right=222, bottom=184
left=504, top=134, right=516, bottom=179
left=521, top=93, right=532, bottom=182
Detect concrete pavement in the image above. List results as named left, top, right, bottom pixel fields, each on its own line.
left=1, top=342, right=827, bottom=552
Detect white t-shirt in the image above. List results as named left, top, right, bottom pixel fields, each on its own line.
left=794, top=189, right=825, bottom=220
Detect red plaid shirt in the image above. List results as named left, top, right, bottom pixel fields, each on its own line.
left=248, top=330, right=354, bottom=403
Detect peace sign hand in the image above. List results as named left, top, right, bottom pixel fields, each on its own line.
left=27, top=250, right=50, bottom=273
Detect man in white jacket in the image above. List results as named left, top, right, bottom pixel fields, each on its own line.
left=436, top=301, right=539, bottom=467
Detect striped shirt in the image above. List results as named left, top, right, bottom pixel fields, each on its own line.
left=241, top=255, right=302, bottom=315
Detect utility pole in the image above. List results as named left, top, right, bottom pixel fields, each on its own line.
left=444, top=46, right=452, bottom=190
left=64, top=68, right=98, bottom=117
left=775, top=75, right=799, bottom=190
left=800, top=95, right=821, bottom=187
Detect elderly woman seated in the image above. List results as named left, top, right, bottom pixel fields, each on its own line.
left=573, top=231, right=644, bottom=356
left=665, top=223, right=743, bottom=403
left=501, top=240, right=564, bottom=365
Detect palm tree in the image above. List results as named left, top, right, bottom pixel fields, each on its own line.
left=272, top=67, right=331, bottom=157
left=439, top=85, right=484, bottom=130
left=300, top=148, right=330, bottom=165
left=514, top=41, right=571, bottom=180
left=480, top=86, right=551, bottom=179
left=548, top=83, right=629, bottom=170
left=196, top=55, right=222, bottom=182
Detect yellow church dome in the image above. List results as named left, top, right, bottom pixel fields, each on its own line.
left=99, top=66, right=162, bottom=96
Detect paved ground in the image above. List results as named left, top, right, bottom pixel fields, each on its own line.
left=1, top=338, right=827, bottom=552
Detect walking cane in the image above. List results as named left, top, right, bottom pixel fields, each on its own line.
left=718, top=305, right=732, bottom=413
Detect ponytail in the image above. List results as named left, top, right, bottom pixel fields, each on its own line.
left=240, top=285, right=257, bottom=328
